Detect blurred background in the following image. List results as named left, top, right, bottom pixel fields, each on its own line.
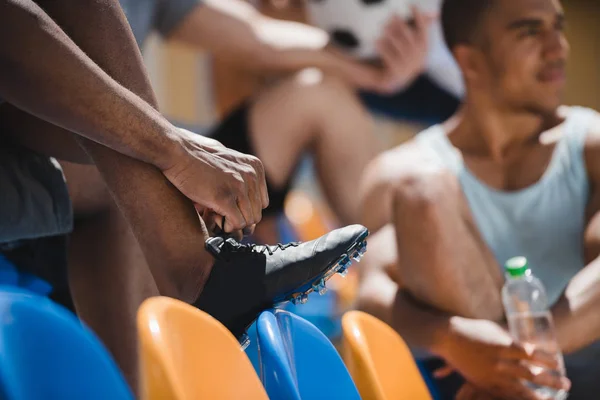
left=142, top=0, right=599, bottom=138
left=138, top=0, right=600, bottom=342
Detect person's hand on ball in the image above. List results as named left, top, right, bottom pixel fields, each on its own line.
left=374, top=6, right=436, bottom=94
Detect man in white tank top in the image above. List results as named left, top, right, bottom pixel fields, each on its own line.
left=357, top=0, right=600, bottom=399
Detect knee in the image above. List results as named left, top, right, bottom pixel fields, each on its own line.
left=289, top=70, right=356, bottom=102
left=391, top=169, right=457, bottom=218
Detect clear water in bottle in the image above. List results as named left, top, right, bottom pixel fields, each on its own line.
left=502, top=257, right=568, bottom=400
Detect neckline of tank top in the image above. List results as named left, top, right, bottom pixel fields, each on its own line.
left=431, top=110, right=581, bottom=199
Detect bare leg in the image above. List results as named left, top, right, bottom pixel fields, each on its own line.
left=61, top=161, right=159, bottom=388
left=355, top=224, right=399, bottom=323
left=390, top=170, right=504, bottom=320
left=6, top=1, right=214, bottom=392
left=250, top=72, right=379, bottom=226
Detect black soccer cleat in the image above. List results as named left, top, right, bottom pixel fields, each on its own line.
left=193, top=224, right=369, bottom=349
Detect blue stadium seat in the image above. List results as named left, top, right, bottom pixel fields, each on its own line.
left=256, top=309, right=361, bottom=400
left=0, top=287, right=133, bottom=400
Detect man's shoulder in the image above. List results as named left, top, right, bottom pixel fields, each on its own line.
left=363, top=134, right=456, bottom=193
left=583, top=108, right=600, bottom=145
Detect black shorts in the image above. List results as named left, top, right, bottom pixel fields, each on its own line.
left=208, top=102, right=293, bottom=218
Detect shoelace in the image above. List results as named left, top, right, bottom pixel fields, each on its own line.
left=223, top=240, right=300, bottom=256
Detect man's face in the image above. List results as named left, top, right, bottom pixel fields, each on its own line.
left=479, top=0, right=569, bottom=114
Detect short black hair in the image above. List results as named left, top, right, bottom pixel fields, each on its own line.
left=441, top=0, right=497, bottom=51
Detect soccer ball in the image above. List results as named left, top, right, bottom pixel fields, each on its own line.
left=305, top=0, right=464, bottom=97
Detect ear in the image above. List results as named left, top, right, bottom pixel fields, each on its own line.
left=453, top=44, right=482, bottom=86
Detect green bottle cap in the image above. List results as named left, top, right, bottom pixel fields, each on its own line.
left=504, top=256, right=530, bottom=277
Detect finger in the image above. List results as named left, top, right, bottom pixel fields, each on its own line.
left=433, top=365, right=455, bottom=379
left=503, top=344, right=560, bottom=369
left=200, top=208, right=220, bottom=234
left=251, top=156, right=269, bottom=209
left=235, top=189, right=255, bottom=229
left=530, top=371, right=571, bottom=392
left=529, top=348, right=562, bottom=369
left=242, top=224, right=256, bottom=237
left=500, top=380, right=546, bottom=400
left=228, top=229, right=244, bottom=242
left=456, top=385, right=496, bottom=400
left=456, top=384, right=499, bottom=400
left=377, top=37, right=405, bottom=67
left=387, top=16, right=416, bottom=53
left=242, top=166, right=263, bottom=225
left=497, top=360, right=569, bottom=391
left=220, top=195, right=246, bottom=233
left=411, top=5, right=432, bottom=44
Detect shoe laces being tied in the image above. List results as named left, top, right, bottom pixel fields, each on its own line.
left=222, top=238, right=300, bottom=256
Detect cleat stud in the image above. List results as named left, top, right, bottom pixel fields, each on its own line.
left=240, top=333, right=251, bottom=350
left=338, top=265, right=349, bottom=277
left=313, top=279, right=328, bottom=295
left=359, top=242, right=367, bottom=255
left=300, top=294, right=309, bottom=304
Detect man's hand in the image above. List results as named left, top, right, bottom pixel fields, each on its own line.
left=438, top=317, right=570, bottom=400
left=456, top=383, right=498, bottom=400
left=373, top=6, right=435, bottom=94
left=163, top=129, right=269, bottom=233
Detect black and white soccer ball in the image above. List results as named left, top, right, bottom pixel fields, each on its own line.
left=305, top=0, right=464, bottom=97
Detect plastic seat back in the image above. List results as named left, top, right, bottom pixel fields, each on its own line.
left=137, top=296, right=268, bottom=400
left=342, top=311, right=432, bottom=400
left=256, top=309, right=361, bottom=400
left=0, top=287, right=133, bottom=400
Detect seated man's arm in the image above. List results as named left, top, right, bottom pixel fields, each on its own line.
left=166, top=0, right=432, bottom=93
left=552, top=115, right=600, bottom=354
left=0, top=0, right=179, bottom=168
left=0, top=0, right=265, bottom=279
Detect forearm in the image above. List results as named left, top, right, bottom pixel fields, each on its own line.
left=552, top=257, right=600, bottom=354
left=169, top=0, right=383, bottom=90
left=0, top=0, right=180, bottom=170
left=259, top=47, right=384, bottom=91
left=391, top=290, right=456, bottom=356
left=0, top=104, right=91, bottom=164
left=31, top=0, right=211, bottom=300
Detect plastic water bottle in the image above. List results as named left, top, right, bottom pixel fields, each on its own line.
left=501, top=256, right=568, bottom=400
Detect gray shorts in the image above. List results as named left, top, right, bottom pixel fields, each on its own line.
left=0, top=143, right=73, bottom=244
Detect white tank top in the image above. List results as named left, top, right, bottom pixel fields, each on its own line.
left=415, top=107, right=599, bottom=393
left=416, top=107, right=596, bottom=305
